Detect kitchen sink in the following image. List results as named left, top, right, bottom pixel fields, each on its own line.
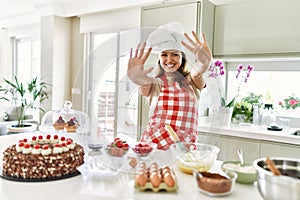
left=291, top=130, right=300, bottom=136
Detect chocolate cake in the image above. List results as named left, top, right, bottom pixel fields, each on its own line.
left=2, top=135, right=85, bottom=179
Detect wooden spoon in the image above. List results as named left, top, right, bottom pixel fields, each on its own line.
left=266, top=157, right=281, bottom=176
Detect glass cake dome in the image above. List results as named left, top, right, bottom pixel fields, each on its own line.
left=40, top=101, right=91, bottom=135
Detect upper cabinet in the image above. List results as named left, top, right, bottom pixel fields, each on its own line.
left=213, top=0, right=300, bottom=56
left=142, top=0, right=215, bottom=51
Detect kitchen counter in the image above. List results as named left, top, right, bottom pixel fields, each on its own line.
left=0, top=132, right=263, bottom=200
left=198, top=119, right=300, bottom=145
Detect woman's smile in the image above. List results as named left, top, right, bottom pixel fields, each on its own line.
left=159, top=50, right=182, bottom=73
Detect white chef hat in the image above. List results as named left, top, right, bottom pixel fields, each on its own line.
left=147, top=22, right=187, bottom=54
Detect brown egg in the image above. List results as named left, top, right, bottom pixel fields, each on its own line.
left=135, top=172, right=148, bottom=187
left=162, top=166, right=171, bottom=175
left=150, top=171, right=162, bottom=188
left=149, top=162, right=158, bottom=169
left=163, top=172, right=175, bottom=187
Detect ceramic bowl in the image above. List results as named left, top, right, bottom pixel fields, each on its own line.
left=221, top=160, right=257, bottom=184
left=253, top=157, right=300, bottom=200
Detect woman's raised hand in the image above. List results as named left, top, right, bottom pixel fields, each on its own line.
left=181, top=32, right=212, bottom=75
left=127, top=42, right=154, bottom=86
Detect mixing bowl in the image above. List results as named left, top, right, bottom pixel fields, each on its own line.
left=253, top=157, right=300, bottom=200
left=171, top=142, right=220, bottom=174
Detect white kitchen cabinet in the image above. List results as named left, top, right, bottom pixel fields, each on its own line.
left=199, top=131, right=300, bottom=162
left=216, top=136, right=260, bottom=162
left=213, top=0, right=300, bottom=56
left=260, top=141, right=300, bottom=159
left=199, top=132, right=260, bottom=161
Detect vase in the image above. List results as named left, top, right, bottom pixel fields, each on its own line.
left=218, top=107, right=233, bottom=126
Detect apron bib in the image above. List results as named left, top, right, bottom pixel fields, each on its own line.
left=142, top=75, right=198, bottom=150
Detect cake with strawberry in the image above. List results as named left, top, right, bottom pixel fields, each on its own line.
left=2, top=134, right=85, bottom=180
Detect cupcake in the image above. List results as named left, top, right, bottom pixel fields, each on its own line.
left=32, top=144, right=41, bottom=155
left=65, top=118, right=78, bottom=133
left=22, top=143, right=32, bottom=154
left=41, top=145, right=52, bottom=155
left=53, top=116, right=66, bottom=130
left=53, top=143, right=63, bottom=154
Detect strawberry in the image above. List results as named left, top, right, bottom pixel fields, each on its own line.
left=23, top=139, right=28, bottom=143
left=46, top=135, right=51, bottom=140
left=38, top=135, right=43, bottom=140
left=138, top=143, right=143, bottom=148
left=66, top=141, right=72, bottom=145
left=122, top=143, right=129, bottom=150
left=54, top=143, right=61, bottom=148
left=61, top=142, right=66, bottom=147
left=18, top=142, right=24, bottom=147
left=34, top=144, right=40, bottom=149
left=24, top=143, right=30, bottom=148
left=32, top=136, right=37, bottom=141
left=114, top=137, right=121, bottom=142
left=66, top=138, right=73, bottom=143
left=43, top=145, right=49, bottom=150
left=115, top=140, right=123, bottom=148
left=61, top=136, right=66, bottom=141
left=54, top=135, right=59, bottom=140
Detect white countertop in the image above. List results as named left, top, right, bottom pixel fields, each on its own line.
left=0, top=133, right=263, bottom=200
left=198, top=120, right=300, bottom=145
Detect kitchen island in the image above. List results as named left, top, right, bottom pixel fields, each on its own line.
left=0, top=132, right=263, bottom=200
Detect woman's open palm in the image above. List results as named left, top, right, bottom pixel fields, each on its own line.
left=127, top=42, right=153, bottom=86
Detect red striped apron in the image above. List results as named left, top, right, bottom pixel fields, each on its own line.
left=141, top=75, right=198, bottom=150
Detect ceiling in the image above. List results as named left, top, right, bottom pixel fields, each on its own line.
left=0, top=0, right=247, bottom=28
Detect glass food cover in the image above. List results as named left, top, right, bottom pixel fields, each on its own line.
left=40, top=101, right=91, bottom=135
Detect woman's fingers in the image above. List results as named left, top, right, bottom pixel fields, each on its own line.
left=192, top=31, right=201, bottom=44
left=184, top=32, right=196, bottom=46
left=138, top=42, right=146, bottom=58
left=134, top=43, right=141, bottom=58
left=181, top=41, right=193, bottom=53
left=142, top=47, right=152, bottom=62
left=201, top=33, right=207, bottom=45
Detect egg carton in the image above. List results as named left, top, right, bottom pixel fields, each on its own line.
left=134, top=178, right=178, bottom=192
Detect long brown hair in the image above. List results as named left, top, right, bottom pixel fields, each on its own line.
left=155, top=52, right=200, bottom=99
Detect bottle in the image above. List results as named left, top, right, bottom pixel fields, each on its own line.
left=252, top=103, right=260, bottom=125
left=261, top=104, right=274, bottom=126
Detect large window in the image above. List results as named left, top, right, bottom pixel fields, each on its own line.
left=12, top=38, right=41, bottom=121
left=226, top=59, right=300, bottom=117
left=15, top=38, right=41, bottom=83
left=90, top=32, right=139, bottom=143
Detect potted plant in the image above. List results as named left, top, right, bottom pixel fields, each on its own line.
left=232, top=92, right=263, bottom=123
left=0, top=76, right=49, bottom=132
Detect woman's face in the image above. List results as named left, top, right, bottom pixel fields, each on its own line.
left=159, top=50, right=182, bottom=73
